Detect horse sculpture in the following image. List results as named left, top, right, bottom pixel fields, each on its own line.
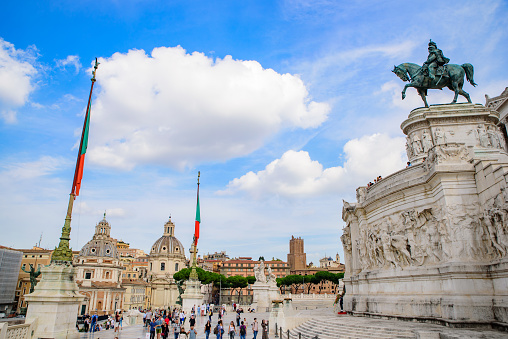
left=392, top=62, right=477, bottom=108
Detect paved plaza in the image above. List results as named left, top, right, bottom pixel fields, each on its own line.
left=73, top=307, right=508, bottom=339
left=77, top=310, right=272, bottom=339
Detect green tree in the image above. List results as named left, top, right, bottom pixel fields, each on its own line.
left=258, top=256, right=265, bottom=261
left=284, top=274, right=304, bottom=294
left=246, top=276, right=256, bottom=285
left=227, top=275, right=248, bottom=303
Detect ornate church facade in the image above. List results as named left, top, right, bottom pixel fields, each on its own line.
left=74, top=214, right=125, bottom=315
left=147, top=217, right=188, bottom=308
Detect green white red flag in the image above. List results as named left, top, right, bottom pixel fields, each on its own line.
left=194, top=172, right=201, bottom=245
left=71, top=59, right=98, bottom=197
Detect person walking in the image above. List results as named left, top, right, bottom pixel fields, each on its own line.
left=214, top=320, right=223, bottom=339
left=187, top=325, right=198, bottom=339
left=228, top=321, right=236, bottom=339
left=261, top=320, right=268, bottom=339
left=204, top=320, right=212, bottom=339
left=251, top=318, right=258, bottom=339
left=173, top=319, right=180, bottom=339
left=114, top=311, right=120, bottom=333
left=239, top=321, right=247, bottom=339
left=90, top=313, right=98, bottom=333
left=149, top=318, right=158, bottom=339
left=236, top=312, right=240, bottom=327
left=162, top=320, right=169, bottom=339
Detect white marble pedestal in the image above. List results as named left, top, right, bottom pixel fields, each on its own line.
left=25, top=262, right=84, bottom=339
left=181, top=278, right=204, bottom=314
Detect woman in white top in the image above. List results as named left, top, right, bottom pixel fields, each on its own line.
left=228, top=321, right=236, bottom=339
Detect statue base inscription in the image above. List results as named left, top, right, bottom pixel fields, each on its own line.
left=342, top=103, right=508, bottom=328
left=25, top=262, right=84, bottom=339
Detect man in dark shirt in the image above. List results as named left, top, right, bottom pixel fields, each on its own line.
left=189, top=314, right=196, bottom=327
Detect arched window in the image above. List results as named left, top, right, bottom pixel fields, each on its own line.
left=150, top=263, right=152, bottom=270
left=161, top=262, right=165, bottom=271
left=175, top=263, right=179, bottom=271
left=105, top=271, right=110, bottom=279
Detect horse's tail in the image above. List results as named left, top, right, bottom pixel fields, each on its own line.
left=461, top=63, right=477, bottom=87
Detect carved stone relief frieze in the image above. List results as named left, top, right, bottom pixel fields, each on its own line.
left=479, top=191, right=508, bottom=259
left=468, top=124, right=505, bottom=150
left=352, top=201, right=494, bottom=273
left=427, top=143, right=470, bottom=165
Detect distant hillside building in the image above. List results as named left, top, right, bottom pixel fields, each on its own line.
left=319, top=254, right=341, bottom=268
left=287, top=235, right=306, bottom=272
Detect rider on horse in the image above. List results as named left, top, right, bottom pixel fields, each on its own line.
left=422, top=40, right=450, bottom=83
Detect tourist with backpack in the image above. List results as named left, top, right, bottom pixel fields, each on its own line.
left=239, top=321, right=247, bottom=339
left=214, top=320, right=223, bottom=339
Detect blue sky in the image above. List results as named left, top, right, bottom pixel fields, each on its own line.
left=1, top=0, right=507, bottom=265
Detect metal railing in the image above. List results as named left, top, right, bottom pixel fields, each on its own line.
left=275, top=324, right=319, bottom=339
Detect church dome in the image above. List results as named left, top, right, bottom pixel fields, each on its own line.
left=149, top=217, right=185, bottom=257
left=79, top=214, right=119, bottom=258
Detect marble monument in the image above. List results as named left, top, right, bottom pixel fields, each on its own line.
left=342, top=103, right=508, bottom=327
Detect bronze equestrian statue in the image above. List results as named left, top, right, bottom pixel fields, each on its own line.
left=392, top=40, right=477, bottom=108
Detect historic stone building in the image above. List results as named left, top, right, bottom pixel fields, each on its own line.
left=341, top=103, right=508, bottom=326
left=486, top=87, right=508, bottom=146
left=74, top=214, right=125, bottom=315
left=287, top=235, right=306, bottom=272
left=147, top=217, right=187, bottom=309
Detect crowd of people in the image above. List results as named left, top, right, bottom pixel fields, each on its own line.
left=367, top=175, right=383, bottom=187
left=82, top=310, right=123, bottom=333
left=140, top=305, right=268, bottom=339
left=80, top=304, right=270, bottom=339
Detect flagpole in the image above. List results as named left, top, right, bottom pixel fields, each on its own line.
left=189, top=171, right=200, bottom=280
left=51, top=59, right=99, bottom=262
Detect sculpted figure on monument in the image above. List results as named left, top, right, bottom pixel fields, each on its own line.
left=481, top=209, right=506, bottom=257
left=341, top=226, right=352, bottom=255
left=392, top=40, right=477, bottom=107
left=433, top=128, right=446, bottom=145
left=422, top=40, right=450, bottom=83
left=475, top=125, right=491, bottom=147
left=356, top=187, right=367, bottom=204
left=405, top=136, right=414, bottom=158
left=411, top=134, right=424, bottom=154
left=422, top=130, right=433, bottom=153
left=254, top=261, right=266, bottom=283
left=487, top=126, right=502, bottom=149
left=266, top=266, right=277, bottom=285
left=22, top=264, right=41, bottom=293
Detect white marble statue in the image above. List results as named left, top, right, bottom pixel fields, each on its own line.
left=254, top=261, right=266, bottom=283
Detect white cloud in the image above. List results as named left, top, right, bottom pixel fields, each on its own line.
left=0, top=38, right=38, bottom=123
left=55, top=55, right=81, bottom=74
left=1, top=109, right=17, bottom=123
left=1, top=156, right=69, bottom=180
left=88, top=46, right=330, bottom=170
left=220, top=133, right=406, bottom=198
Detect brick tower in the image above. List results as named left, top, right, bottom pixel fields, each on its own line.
left=287, top=235, right=306, bottom=272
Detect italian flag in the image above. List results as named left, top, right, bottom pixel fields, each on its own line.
left=194, top=179, right=201, bottom=245
left=71, top=83, right=94, bottom=197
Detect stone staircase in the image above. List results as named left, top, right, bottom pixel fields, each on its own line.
left=285, top=316, right=416, bottom=339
